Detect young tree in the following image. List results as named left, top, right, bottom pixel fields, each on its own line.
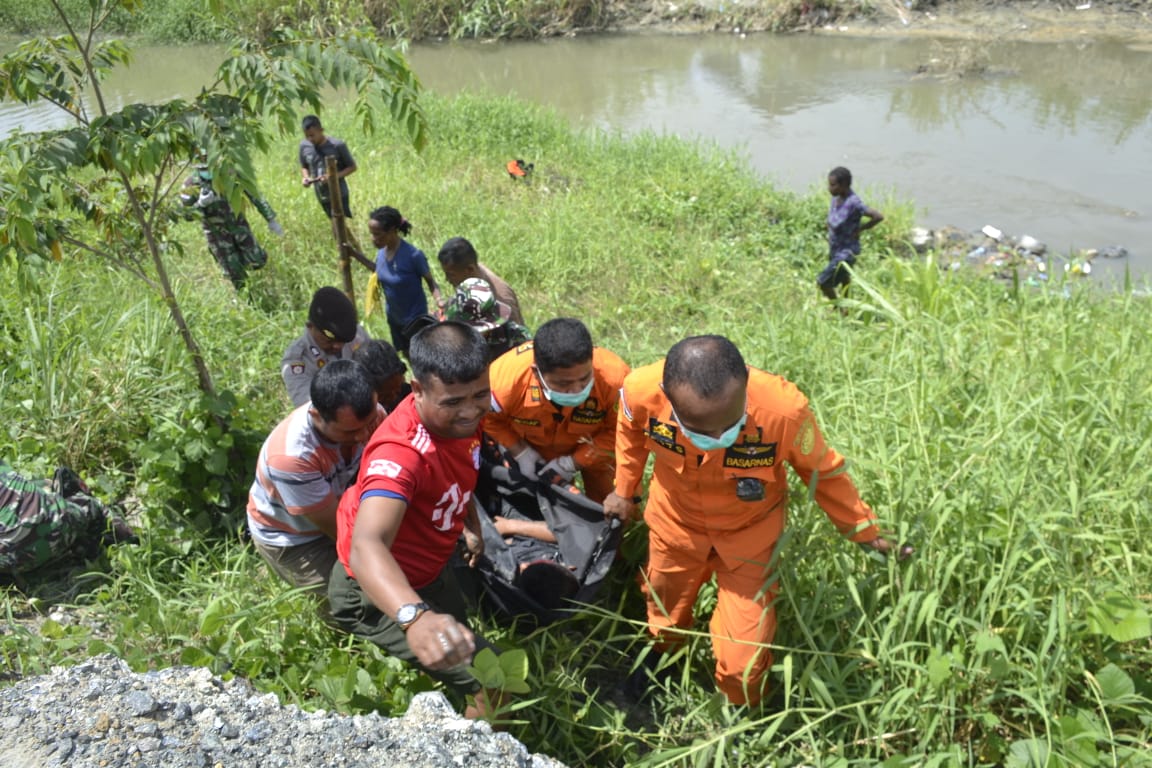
left=0, top=0, right=427, bottom=398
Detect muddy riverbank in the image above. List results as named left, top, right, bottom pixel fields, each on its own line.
left=608, top=0, right=1152, bottom=45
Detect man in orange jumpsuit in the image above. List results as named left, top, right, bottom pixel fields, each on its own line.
left=603, top=335, right=900, bottom=706
left=486, top=318, right=630, bottom=503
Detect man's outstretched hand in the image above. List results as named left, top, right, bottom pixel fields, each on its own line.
left=865, top=536, right=914, bottom=560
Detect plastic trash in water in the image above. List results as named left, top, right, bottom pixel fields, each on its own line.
left=910, top=227, right=933, bottom=251
left=1096, top=246, right=1129, bottom=259
left=967, top=246, right=986, bottom=260
left=1016, top=235, right=1045, bottom=255
left=981, top=225, right=1003, bottom=241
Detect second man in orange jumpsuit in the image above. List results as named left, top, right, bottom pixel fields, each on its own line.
left=486, top=318, right=629, bottom=503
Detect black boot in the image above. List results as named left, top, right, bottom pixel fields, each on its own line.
left=52, top=466, right=89, bottom=498
left=99, top=503, right=138, bottom=546
left=106, top=516, right=139, bottom=546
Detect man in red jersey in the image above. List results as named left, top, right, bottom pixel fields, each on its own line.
left=328, top=322, right=497, bottom=718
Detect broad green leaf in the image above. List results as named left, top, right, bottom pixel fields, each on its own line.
left=1092, top=663, right=1136, bottom=703
left=498, top=648, right=528, bottom=681
left=468, top=647, right=506, bottom=690
left=987, top=656, right=1013, bottom=680
left=315, top=675, right=352, bottom=707
left=1056, top=714, right=1102, bottom=767
left=14, top=216, right=35, bottom=248
left=973, top=629, right=1007, bottom=656
left=501, top=678, right=531, bottom=695
left=199, top=597, right=225, bottom=635
left=354, top=668, right=377, bottom=698
left=1004, top=738, right=1050, bottom=768
left=39, top=619, right=64, bottom=639
left=180, top=646, right=214, bottom=667
left=926, top=648, right=952, bottom=689
left=1086, top=592, right=1152, bottom=642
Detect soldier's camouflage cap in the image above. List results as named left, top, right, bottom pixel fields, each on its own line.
left=444, top=278, right=512, bottom=333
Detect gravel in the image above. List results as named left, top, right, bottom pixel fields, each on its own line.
left=0, top=655, right=568, bottom=768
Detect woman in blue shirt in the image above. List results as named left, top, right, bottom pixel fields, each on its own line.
left=355, top=206, right=443, bottom=354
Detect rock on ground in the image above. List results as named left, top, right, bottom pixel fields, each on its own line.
left=0, top=655, right=568, bottom=768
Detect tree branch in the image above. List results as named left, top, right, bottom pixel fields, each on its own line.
left=145, top=156, right=172, bottom=235
left=49, top=0, right=109, bottom=118
left=57, top=233, right=158, bottom=290
left=38, top=95, right=85, bottom=124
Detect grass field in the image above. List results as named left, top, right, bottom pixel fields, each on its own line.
left=3, top=91, right=1151, bottom=767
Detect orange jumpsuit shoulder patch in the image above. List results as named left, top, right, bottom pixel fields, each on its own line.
left=794, top=417, right=816, bottom=455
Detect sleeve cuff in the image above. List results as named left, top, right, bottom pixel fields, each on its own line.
left=614, top=481, right=639, bottom=499
left=846, top=522, right=881, bottom=544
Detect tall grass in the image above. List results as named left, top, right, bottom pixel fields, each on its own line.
left=0, top=0, right=641, bottom=42
left=0, top=0, right=225, bottom=42
left=3, top=92, right=1151, bottom=766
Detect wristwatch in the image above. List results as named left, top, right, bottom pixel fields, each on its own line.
left=395, top=602, right=431, bottom=631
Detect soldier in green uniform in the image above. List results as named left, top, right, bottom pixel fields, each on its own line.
left=0, top=462, right=136, bottom=574
left=180, top=166, right=284, bottom=289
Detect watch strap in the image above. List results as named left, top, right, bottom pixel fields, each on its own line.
left=397, top=601, right=431, bottom=631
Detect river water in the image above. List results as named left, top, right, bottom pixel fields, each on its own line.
left=3, top=33, right=1150, bottom=276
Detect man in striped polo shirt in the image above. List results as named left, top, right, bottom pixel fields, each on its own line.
left=247, top=360, right=383, bottom=596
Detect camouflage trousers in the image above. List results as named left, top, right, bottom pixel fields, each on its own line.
left=0, top=462, right=113, bottom=573
left=202, top=212, right=267, bottom=290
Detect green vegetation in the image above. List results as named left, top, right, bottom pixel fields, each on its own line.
left=4, top=87, right=1152, bottom=766
left=0, top=0, right=426, bottom=405
left=0, top=0, right=226, bottom=42
left=0, top=0, right=952, bottom=43
left=1, top=0, right=1136, bottom=44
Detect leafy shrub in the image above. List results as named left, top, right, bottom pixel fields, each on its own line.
left=134, top=390, right=263, bottom=536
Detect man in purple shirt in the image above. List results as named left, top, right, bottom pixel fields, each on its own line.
left=819, top=166, right=884, bottom=304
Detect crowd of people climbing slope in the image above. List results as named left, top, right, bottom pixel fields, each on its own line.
left=3, top=112, right=899, bottom=718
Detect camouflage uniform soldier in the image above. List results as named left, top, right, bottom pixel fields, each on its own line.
left=180, top=168, right=284, bottom=289
left=0, top=462, right=135, bottom=574
left=443, top=278, right=531, bottom=362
